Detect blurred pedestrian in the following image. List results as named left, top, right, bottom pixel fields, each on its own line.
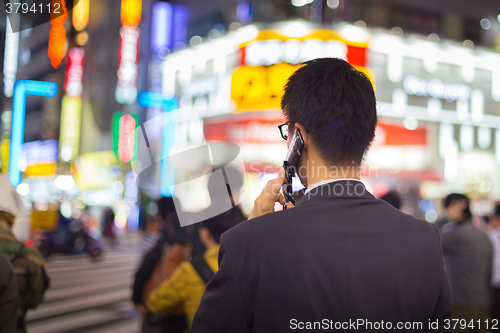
left=0, top=175, right=50, bottom=333
left=186, top=165, right=245, bottom=259
left=102, top=208, right=117, bottom=247
left=192, top=58, right=452, bottom=332
left=435, top=193, right=492, bottom=332
left=147, top=208, right=243, bottom=330
left=0, top=253, right=19, bottom=333
left=136, top=210, right=163, bottom=266
left=488, top=204, right=500, bottom=321
left=132, top=196, right=188, bottom=333
left=380, top=190, right=402, bottom=210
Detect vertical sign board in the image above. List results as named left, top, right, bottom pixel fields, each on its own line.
left=72, top=0, right=90, bottom=31
left=115, top=27, right=140, bottom=104
left=116, top=0, right=142, bottom=104
left=64, top=48, right=84, bottom=97
left=48, top=0, right=68, bottom=69
left=121, top=0, right=142, bottom=27
left=137, top=92, right=178, bottom=197
left=9, top=80, right=58, bottom=187
left=171, top=5, right=187, bottom=49
left=59, top=47, right=84, bottom=163
left=112, top=111, right=139, bottom=163
left=59, top=96, right=82, bottom=162
left=151, top=1, right=172, bottom=52
left=4, top=13, right=20, bottom=98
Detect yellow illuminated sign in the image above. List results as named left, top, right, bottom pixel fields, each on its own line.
left=121, top=0, right=142, bottom=27
left=75, top=151, right=120, bottom=190
left=231, top=64, right=375, bottom=112
left=72, top=0, right=89, bottom=31
left=59, top=96, right=82, bottom=162
left=31, top=210, right=59, bottom=231
left=231, top=63, right=300, bottom=112
left=25, top=163, right=57, bottom=177
left=0, top=139, right=9, bottom=173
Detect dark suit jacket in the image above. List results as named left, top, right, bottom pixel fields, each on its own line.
left=192, top=180, right=452, bottom=332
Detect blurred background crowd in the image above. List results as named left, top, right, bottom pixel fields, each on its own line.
left=0, top=0, right=500, bottom=332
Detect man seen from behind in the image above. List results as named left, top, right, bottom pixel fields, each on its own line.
left=192, top=58, right=452, bottom=332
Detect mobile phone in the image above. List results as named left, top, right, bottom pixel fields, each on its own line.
left=282, top=128, right=304, bottom=209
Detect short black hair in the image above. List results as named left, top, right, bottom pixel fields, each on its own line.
left=494, top=204, right=500, bottom=217
left=381, top=191, right=401, bottom=210
left=157, top=196, right=179, bottom=223
left=281, top=58, right=377, bottom=166
left=444, top=193, right=472, bottom=220
left=201, top=209, right=241, bottom=244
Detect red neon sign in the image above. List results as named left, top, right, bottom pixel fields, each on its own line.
left=64, top=47, right=84, bottom=97
left=118, top=114, right=136, bottom=163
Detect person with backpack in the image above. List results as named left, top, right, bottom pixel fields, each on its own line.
left=132, top=196, right=189, bottom=333
left=0, top=175, right=50, bottom=333
left=0, top=253, right=19, bottom=333
left=147, top=206, right=244, bottom=330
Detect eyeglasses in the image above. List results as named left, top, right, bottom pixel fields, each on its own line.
left=278, top=122, right=293, bottom=141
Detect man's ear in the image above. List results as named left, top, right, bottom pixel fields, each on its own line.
left=295, top=123, right=308, bottom=148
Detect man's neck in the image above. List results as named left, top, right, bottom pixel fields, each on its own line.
left=306, top=164, right=360, bottom=188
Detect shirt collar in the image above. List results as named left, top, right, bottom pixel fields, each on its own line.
left=304, top=178, right=361, bottom=195
left=297, top=179, right=373, bottom=207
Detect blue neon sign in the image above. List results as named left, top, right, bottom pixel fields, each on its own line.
left=9, top=80, right=58, bottom=187
left=137, top=91, right=178, bottom=197
left=151, top=2, right=173, bottom=52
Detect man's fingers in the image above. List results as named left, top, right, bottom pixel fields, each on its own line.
left=276, top=193, right=286, bottom=206
left=263, top=168, right=286, bottom=197
left=250, top=168, right=288, bottom=220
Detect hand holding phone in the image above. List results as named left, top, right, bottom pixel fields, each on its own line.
left=247, top=128, right=304, bottom=219
left=282, top=128, right=304, bottom=210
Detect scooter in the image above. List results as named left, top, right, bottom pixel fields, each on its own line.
left=35, top=222, right=103, bottom=259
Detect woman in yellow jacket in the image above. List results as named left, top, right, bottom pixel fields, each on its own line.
left=147, top=208, right=245, bottom=329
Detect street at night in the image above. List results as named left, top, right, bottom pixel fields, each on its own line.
left=1, top=0, right=500, bottom=332
left=26, top=240, right=140, bottom=333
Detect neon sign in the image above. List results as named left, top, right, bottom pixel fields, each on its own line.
left=64, top=47, right=84, bottom=97
left=112, top=111, right=139, bottom=163
left=121, top=0, right=142, bottom=28
left=48, top=0, right=68, bottom=69
left=404, top=76, right=471, bottom=102
left=72, top=0, right=90, bottom=31
left=151, top=1, right=172, bottom=52
left=59, top=96, right=82, bottom=162
left=119, top=115, right=136, bottom=163
left=9, top=80, right=58, bottom=187
left=3, top=14, right=20, bottom=98
left=137, top=92, right=178, bottom=196
left=244, top=39, right=347, bottom=66
left=116, top=27, right=140, bottom=104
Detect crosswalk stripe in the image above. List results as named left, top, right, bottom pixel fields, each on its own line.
left=90, top=318, right=141, bottom=333
left=44, top=280, right=132, bottom=303
left=26, top=240, right=144, bottom=332
left=28, top=309, right=122, bottom=333
left=27, top=288, right=131, bottom=322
